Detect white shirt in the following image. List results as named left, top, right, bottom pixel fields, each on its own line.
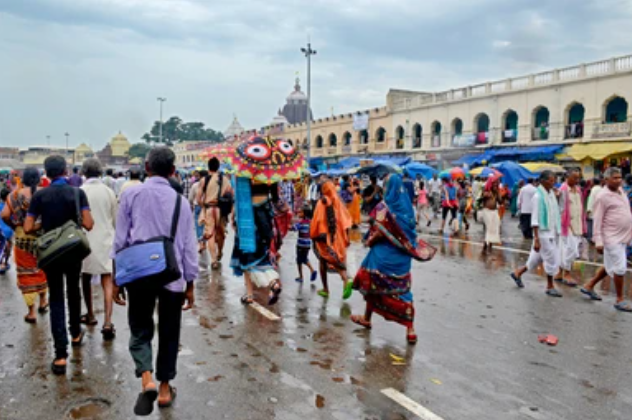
left=471, top=180, right=482, bottom=199
left=531, top=187, right=560, bottom=239
left=518, top=183, right=537, bottom=214
left=428, top=179, right=442, bottom=195
left=308, top=183, right=320, bottom=201
left=586, top=185, right=603, bottom=216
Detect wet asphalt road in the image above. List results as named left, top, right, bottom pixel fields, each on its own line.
left=1, top=216, right=631, bottom=420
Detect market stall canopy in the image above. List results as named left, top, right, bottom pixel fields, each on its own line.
left=453, top=145, right=564, bottom=166
left=492, top=162, right=535, bottom=187
left=520, top=162, right=566, bottom=173
left=355, top=163, right=402, bottom=177
left=469, top=167, right=502, bottom=178
left=403, top=162, right=437, bottom=179
left=565, top=142, right=632, bottom=161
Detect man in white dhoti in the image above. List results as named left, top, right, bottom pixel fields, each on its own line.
left=80, top=159, right=118, bottom=339
left=511, top=171, right=563, bottom=297
left=554, top=169, right=584, bottom=287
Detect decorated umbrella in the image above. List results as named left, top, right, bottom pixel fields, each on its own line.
left=200, top=143, right=234, bottom=164
left=439, top=170, right=452, bottom=180
left=224, top=136, right=306, bottom=184
left=469, top=167, right=502, bottom=178
left=450, top=167, right=467, bottom=180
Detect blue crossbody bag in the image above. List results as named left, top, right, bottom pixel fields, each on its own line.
left=114, top=195, right=182, bottom=287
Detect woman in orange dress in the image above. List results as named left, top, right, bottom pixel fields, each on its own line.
left=348, top=179, right=362, bottom=228
left=310, top=181, right=353, bottom=299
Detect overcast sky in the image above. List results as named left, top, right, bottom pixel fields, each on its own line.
left=1, top=0, right=631, bottom=150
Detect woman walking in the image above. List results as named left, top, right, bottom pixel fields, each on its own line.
left=231, top=179, right=282, bottom=306
left=1, top=167, right=48, bottom=323
left=351, top=174, right=436, bottom=344
left=311, top=181, right=353, bottom=299
left=416, top=180, right=431, bottom=227
left=349, top=178, right=362, bottom=228
left=79, top=159, right=118, bottom=339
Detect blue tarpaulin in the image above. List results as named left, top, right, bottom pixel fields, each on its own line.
left=453, top=145, right=564, bottom=166
left=404, top=162, right=437, bottom=179
left=492, top=161, right=535, bottom=188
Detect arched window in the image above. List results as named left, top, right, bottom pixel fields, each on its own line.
left=431, top=121, right=441, bottom=147
left=359, top=130, right=369, bottom=144
left=566, top=103, right=585, bottom=139
left=451, top=118, right=463, bottom=136
left=395, top=126, right=405, bottom=149
left=343, top=132, right=352, bottom=146
left=376, top=127, right=386, bottom=143
left=533, top=106, right=550, bottom=140
left=605, top=96, right=628, bottom=123
left=474, top=113, right=490, bottom=144
left=328, top=133, right=337, bottom=147
left=502, top=110, right=518, bottom=143
left=315, top=135, right=323, bottom=148
left=412, top=124, right=422, bottom=148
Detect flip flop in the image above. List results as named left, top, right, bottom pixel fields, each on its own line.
left=24, top=315, right=37, bottom=324
left=158, top=386, right=177, bottom=409
left=38, top=304, right=49, bottom=314
left=268, top=282, right=282, bottom=306
left=295, top=277, right=304, bottom=283
left=407, top=333, right=418, bottom=345
left=545, top=288, right=563, bottom=298
left=310, top=271, right=318, bottom=282
left=350, top=315, right=372, bottom=329
left=51, top=360, right=66, bottom=375
left=80, top=314, right=98, bottom=326
left=614, top=301, right=632, bottom=313
left=562, top=279, right=578, bottom=288
left=101, top=323, right=116, bottom=341
left=317, top=290, right=329, bottom=298
left=134, top=387, right=158, bottom=416
left=71, top=330, right=85, bottom=347
left=510, top=272, right=524, bottom=288
left=580, top=288, right=603, bottom=301
left=240, top=295, right=254, bottom=305
left=342, top=280, right=353, bottom=300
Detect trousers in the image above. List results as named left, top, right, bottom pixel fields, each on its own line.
left=519, top=213, right=533, bottom=239
left=127, top=280, right=184, bottom=381
left=44, top=260, right=83, bottom=359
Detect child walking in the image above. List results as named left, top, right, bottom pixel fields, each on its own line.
left=0, top=188, right=14, bottom=274
left=295, top=206, right=317, bottom=283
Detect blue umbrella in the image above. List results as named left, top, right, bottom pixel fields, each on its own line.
left=404, top=162, right=437, bottom=179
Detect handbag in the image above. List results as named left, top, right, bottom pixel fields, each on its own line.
left=114, top=195, right=182, bottom=287
left=217, top=173, right=234, bottom=218
left=36, top=189, right=91, bottom=269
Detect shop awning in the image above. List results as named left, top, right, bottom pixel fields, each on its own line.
left=566, top=142, right=632, bottom=161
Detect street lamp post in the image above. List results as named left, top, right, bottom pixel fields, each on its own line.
left=157, top=97, right=166, bottom=144
left=301, top=42, right=316, bottom=161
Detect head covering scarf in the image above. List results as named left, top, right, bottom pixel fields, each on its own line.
left=384, top=174, right=417, bottom=243
left=310, top=181, right=352, bottom=268
left=485, top=176, right=499, bottom=192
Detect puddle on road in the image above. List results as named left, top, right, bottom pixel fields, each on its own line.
left=66, top=398, right=110, bottom=419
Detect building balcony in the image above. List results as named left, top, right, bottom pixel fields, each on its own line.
left=341, top=144, right=353, bottom=154
left=374, top=141, right=388, bottom=152
left=532, top=127, right=550, bottom=141
left=311, top=148, right=324, bottom=157
left=565, top=123, right=584, bottom=139
left=502, top=129, right=518, bottom=143
left=591, top=122, right=631, bottom=140
left=327, top=147, right=337, bottom=156
left=431, top=135, right=441, bottom=148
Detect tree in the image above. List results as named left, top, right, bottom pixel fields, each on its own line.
left=143, top=116, right=224, bottom=144
left=128, top=143, right=151, bottom=159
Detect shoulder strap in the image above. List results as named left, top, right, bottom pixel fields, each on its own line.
left=74, top=188, right=83, bottom=225
left=217, top=172, right=223, bottom=201
left=170, top=194, right=182, bottom=240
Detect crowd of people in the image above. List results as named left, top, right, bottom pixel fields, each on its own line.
left=1, top=149, right=631, bottom=416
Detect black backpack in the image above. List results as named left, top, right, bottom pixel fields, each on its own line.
left=205, top=173, right=233, bottom=218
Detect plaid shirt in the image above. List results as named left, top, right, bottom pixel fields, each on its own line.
left=280, top=181, right=294, bottom=207
left=182, top=176, right=192, bottom=199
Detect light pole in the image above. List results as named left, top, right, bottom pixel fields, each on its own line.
left=157, top=97, right=166, bottom=144
left=301, top=42, right=316, bottom=160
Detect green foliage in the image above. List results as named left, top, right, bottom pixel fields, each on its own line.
left=128, top=143, right=151, bottom=159
left=143, top=116, right=224, bottom=144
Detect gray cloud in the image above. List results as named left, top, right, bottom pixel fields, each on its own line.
left=0, top=0, right=631, bottom=149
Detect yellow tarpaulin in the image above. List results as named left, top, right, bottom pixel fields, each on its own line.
left=566, top=142, right=632, bottom=161
left=520, top=162, right=566, bottom=173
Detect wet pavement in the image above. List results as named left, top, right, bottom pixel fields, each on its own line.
left=1, top=216, right=631, bottom=420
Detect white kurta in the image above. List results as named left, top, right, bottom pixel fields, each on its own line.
left=81, top=179, right=117, bottom=275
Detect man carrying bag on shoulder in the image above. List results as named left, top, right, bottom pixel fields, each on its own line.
left=25, top=155, right=94, bottom=375
left=112, top=147, right=198, bottom=417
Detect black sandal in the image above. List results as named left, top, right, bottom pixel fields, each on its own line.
left=240, top=295, right=254, bottom=305
left=158, top=386, right=177, bottom=409
left=134, top=386, right=158, bottom=416
left=38, top=304, right=49, bottom=314
left=101, top=323, right=116, bottom=341
left=71, top=330, right=85, bottom=347
left=51, top=359, right=67, bottom=375
left=80, top=314, right=98, bottom=326
left=268, top=281, right=282, bottom=306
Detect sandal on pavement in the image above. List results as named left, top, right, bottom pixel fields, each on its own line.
left=614, top=301, right=632, bottom=313
left=240, top=295, right=254, bottom=305
left=38, top=304, right=49, bottom=314
left=317, top=289, right=329, bottom=298
left=342, top=280, right=353, bottom=300
left=545, top=288, right=563, bottom=298
left=71, top=330, right=85, bottom=347
left=51, top=359, right=66, bottom=375
left=24, top=315, right=37, bottom=324
left=580, top=288, right=603, bottom=301
left=295, top=277, right=304, bottom=283
left=134, top=386, right=158, bottom=416
left=510, top=273, right=524, bottom=288
left=268, top=281, right=282, bottom=306
left=350, top=315, right=372, bottom=329
left=310, top=271, right=318, bottom=282
left=101, top=323, right=116, bottom=341
left=158, top=386, right=177, bottom=409
left=562, top=279, right=578, bottom=287
left=80, top=314, right=98, bottom=326
left=407, top=333, right=418, bottom=345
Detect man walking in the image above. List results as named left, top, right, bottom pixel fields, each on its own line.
left=68, top=166, right=83, bottom=187
left=102, top=168, right=116, bottom=191
left=428, top=173, right=442, bottom=218
left=510, top=171, right=563, bottom=297
left=113, top=147, right=198, bottom=415
left=580, top=167, right=632, bottom=312
left=586, top=177, right=604, bottom=243
left=24, top=155, right=94, bottom=374
left=555, top=169, right=584, bottom=287
left=120, top=166, right=143, bottom=197
left=517, top=178, right=537, bottom=239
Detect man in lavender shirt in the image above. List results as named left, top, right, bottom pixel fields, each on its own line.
left=112, top=147, right=198, bottom=416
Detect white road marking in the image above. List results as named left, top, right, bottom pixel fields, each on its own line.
left=381, top=388, right=445, bottom=420
left=420, top=234, right=611, bottom=269
left=250, top=302, right=281, bottom=321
